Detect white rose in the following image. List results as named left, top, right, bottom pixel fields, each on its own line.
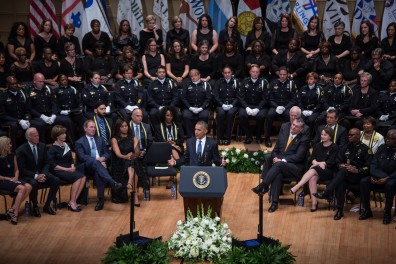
left=215, top=216, right=220, bottom=222
left=177, top=220, right=182, bottom=226
left=243, top=153, right=249, bottom=158
left=190, top=247, right=199, bottom=258
left=253, top=152, right=258, bottom=156
left=235, top=149, right=241, bottom=154
left=232, top=158, right=236, bottom=163
left=226, top=158, right=230, bottom=163
left=251, top=158, right=255, bottom=161
left=223, top=223, right=228, bottom=228
left=221, top=151, right=227, bottom=157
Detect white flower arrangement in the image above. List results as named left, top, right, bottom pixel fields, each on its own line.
left=220, top=147, right=269, bottom=173
left=168, top=206, right=232, bottom=262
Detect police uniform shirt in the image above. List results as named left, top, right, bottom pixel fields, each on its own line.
left=28, top=85, right=56, bottom=117
left=238, top=77, right=268, bottom=109
left=82, top=83, right=109, bottom=112
left=114, top=78, right=142, bottom=109
left=213, top=78, right=239, bottom=106
left=54, top=85, right=81, bottom=111
left=181, top=80, right=211, bottom=109
left=371, top=144, right=396, bottom=179
left=377, top=91, right=396, bottom=118
left=298, top=84, right=323, bottom=111
left=337, top=142, right=371, bottom=175
left=268, top=79, right=297, bottom=108
left=322, top=84, right=352, bottom=113
left=147, top=78, right=177, bottom=108
left=0, top=89, right=29, bottom=121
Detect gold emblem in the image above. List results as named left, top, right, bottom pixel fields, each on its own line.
left=30, top=92, right=36, bottom=96
left=193, top=171, right=210, bottom=189
left=238, top=11, right=257, bottom=37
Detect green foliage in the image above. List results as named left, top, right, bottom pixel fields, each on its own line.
left=102, top=240, right=170, bottom=264
left=214, top=243, right=295, bottom=264
left=220, top=147, right=268, bottom=173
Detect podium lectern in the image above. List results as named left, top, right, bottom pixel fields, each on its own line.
left=179, top=166, right=227, bottom=219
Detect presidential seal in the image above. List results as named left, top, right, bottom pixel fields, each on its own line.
left=238, top=11, right=257, bottom=37
left=193, top=171, right=210, bottom=189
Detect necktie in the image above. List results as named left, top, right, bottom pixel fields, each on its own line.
left=32, top=145, right=38, bottom=164
left=90, top=138, right=97, bottom=158
left=285, top=135, right=293, bottom=151
left=98, top=118, right=107, bottom=144
left=197, top=140, right=202, bottom=156
left=135, top=125, right=142, bottom=149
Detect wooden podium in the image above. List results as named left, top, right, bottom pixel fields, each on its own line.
left=179, top=166, right=227, bottom=219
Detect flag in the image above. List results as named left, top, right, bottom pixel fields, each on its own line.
left=179, top=0, right=205, bottom=35
left=351, top=0, right=378, bottom=38
left=292, top=0, right=318, bottom=31
left=117, top=0, right=144, bottom=35
left=85, top=0, right=112, bottom=36
left=237, top=0, right=262, bottom=43
left=381, top=0, right=396, bottom=39
left=208, top=0, right=233, bottom=33
left=61, top=0, right=89, bottom=47
left=322, top=0, right=350, bottom=39
left=265, top=0, right=291, bottom=35
left=153, top=0, right=169, bottom=41
left=29, top=0, right=60, bottom=39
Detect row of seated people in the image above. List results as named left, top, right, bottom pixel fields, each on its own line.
left=1, top=34, right=394, bottom=95
left=1, top=59, right=396, bottom=151
left=0, top=110, right=225, bottom=225
left=251, top=111, right=396, bottom=225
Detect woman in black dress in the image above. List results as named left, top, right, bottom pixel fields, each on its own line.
left=47, top=126, right=86, bottom=212
left=313, top=41, right=340, bottom=86
left=328, top=21, right=351, bottom=63
left=300, top=16, right=325, bottom=60
left=245, top=40, right=271, bottom=79
left=271, top=13, right=296, bottom=56
left=142, top=38, right=165, bottom=88
left=191, top=14, right=219, bottom=54
left=381, top=22, right=396, bottom=78
left=342, top=46, right=367, bottom=88
left=355, top=20, right=379, bottom=60
left=7, top=22, right=35, bottom=64
left=112, top=19, right=140, bottom=58
left=57, top=23, right=82, bottom=59
left=33, top=47, right=60, bottom=88
left=290, top=127, right=338, bottom=211
left=166, top=16, right=190, bottom=54
left=0, top=52, right=9, bottom=89
left=216, top=39, right=244, bottom=79
left=115, top=46, right=143, bottom=80
left=245, top=16, right=271, bottom=55
left=218, top=16, right=243, bottom=54
left=139, top=15, right=164, bottom=55
left=0, top=136, right=32, bottom=225
left=166, top=39, right=190, bottom=87
left=10, top=47, right=34, bottom=89
left=34, top=18, right=58, bottom=62
left=190, top=40, right=217, bottom=86
left=155, top=107, right=184, bottom=188
left=111, top=119, right=140, bottom=205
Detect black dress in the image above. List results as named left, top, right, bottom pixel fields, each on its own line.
left=309, top=143, right=338, bottom=180
left=47, top=144, right=84, bottom=183
left=0, top=153, right=25, bottom=191
left=111, top=136, right=135, bottom=203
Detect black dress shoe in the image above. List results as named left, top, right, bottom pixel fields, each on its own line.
left=359, top=210, right=373, bottom=220
left=43, top=205, right=56, bottom=215
left=383, top=211, right=391, bottom=225
left=224, top=139, right=231, bottom=145
left=251, top=182, right=269, bottom=196
left=68, top=204, right=82, bottom=212
left=95, top=201, right=104, bottom=211
left=112, top=181, right=122, bottom=191
left=333, top=210, right=344, bottom=220
left=268, top=202, right=278, bottom=213
left=313, top=191, right=329, bottom=200
left=310, top=203, right=318, bottom=212
left=244, top=138, right=252, bottom=144
left=265, top=138, right=272, bottom=147
left=134, top=203, right=141, bottom=207
left=32, top=206, right=41, bottom=217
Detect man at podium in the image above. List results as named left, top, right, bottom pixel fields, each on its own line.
left=168, top=121, right=226, bottom=167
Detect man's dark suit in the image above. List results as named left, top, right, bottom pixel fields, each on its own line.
left=130, top=121, right=153, bottom=150
left=261, top=127, right=309, bottom=203
left=314, top=124, right=347, bottom=148
left=75, top=135, right=114, bottom=201
left=176, top=137, right=221, bottom=166
left=16, top=142, right=60, bottom=206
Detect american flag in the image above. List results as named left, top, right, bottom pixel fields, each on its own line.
left=29, top=0, right=60, bottom=39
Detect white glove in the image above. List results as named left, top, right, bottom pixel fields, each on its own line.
left=196, top=107, right=203, bottom=113
left=189, top=107, right=196, bottom=113
left=276, top=106, right=284, bottom=114
left=246, top=107, right=253, bottom=115
left=327, top=107, right=335, bottom=112
left=227, top=104, right=233, bottom=110
left=159, top=106, right=164, bottom=111
left=306, top=110, right=313, bottom=116
left=105, top=106, right=111, bottom=113
left=19, top=120, right=30, bottom=130
left=379, top=115, right=389, bottom=121
left=251, top=108, right=260, bottom=116
left=302, top=110, right=313, bottom=117
left=222, top=104, right=228, bottom=111
left=40, top=114, right=50, bottom=123
left=48, top=115, right=56, bottom=124
left=60, top=110, right=70, bottom=115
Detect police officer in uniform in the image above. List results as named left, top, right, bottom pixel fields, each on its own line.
left=82, top=71, right=111, bottom=119
left=53, top=74, right=86, bottom=143
left=28, top=73, right=74, bottom=143
left=181, top=69, right=212, bottom=138
left=376, top=79, right=396, bottom=134
left=315, top=128, right=371, bottom=221
left=359, top=129, right=396, bottom=224
left=264, top=66, right=298, bottom=147
left=297, top=72, right=324, bottom=136
left=316, top=72, right=352, bottom=126
left=114, top=65, right=147, bottom=122
left=237, top=65, right=268, bottom=144
left=0, top=76, right=45, bottom=148
left=147, top=65, right=179, bottom=129
left=213, top=66, right=240, bottom=145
